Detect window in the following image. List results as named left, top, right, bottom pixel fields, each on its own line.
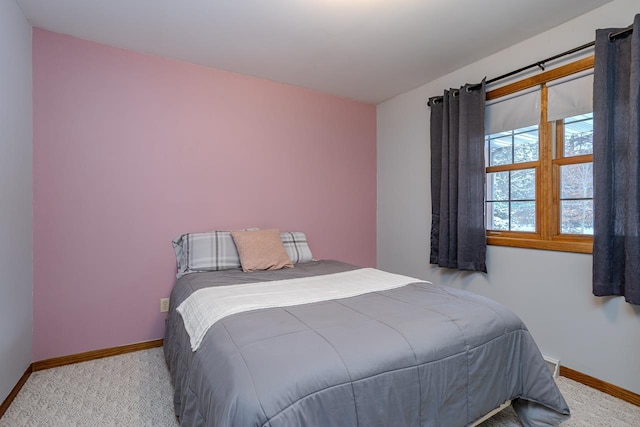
left=556, top=114, right=593, bottom=235
left=484, top=58, right=594, bottom=253
left=485, top=125, right=538, bottom=233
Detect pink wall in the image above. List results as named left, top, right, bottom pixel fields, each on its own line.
left=33, top=29, right=376, bottom=361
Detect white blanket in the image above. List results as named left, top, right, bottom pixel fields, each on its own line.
left=177, top=268, right=425, bottom=351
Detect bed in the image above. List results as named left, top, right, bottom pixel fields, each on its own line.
left=164, top=253, right=570, bottom=427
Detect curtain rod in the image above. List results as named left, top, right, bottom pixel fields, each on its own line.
left=427, top=25, right=634, bottom=107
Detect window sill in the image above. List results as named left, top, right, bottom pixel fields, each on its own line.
left=487, top=235, right=593, bottom=254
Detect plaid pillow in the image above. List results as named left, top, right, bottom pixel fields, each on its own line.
left=280, top=232, right=313, bottom=264
left=172, top=231, right=242, bottom=278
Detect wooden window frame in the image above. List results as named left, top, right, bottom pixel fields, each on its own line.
left=485, top=57, right=594, bottom=254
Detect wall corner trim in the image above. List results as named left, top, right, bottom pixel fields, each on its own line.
left=560, top=366, right=640, bottom=407
left=0, top=364, right=33, bottom=419
left=32, top=339, right=164, bottom=371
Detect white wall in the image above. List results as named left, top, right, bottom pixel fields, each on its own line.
left=377, top=0, right=640, bottom=395
left=0, top=0, right=33, bottom=403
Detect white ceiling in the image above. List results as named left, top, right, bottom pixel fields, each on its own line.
left=17, top=0, right=613, bottom=104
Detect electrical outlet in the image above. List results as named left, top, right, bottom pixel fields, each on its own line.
left=160, top=298, right=170, bottom=313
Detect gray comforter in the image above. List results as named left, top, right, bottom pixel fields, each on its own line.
left=164, top=260, right=570, bottom=427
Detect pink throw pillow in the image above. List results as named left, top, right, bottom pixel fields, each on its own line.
left=231, top=229, right=294, bottom=272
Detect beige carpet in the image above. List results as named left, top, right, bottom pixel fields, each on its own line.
left=1, top=347, right=638, bottom=426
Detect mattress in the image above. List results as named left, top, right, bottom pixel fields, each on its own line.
left=164, top=260, right=570, bottom=427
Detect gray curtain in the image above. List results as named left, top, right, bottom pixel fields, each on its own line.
left=592, top=15, right=640, bottom=305
left=430, top=81, right=487, bottom=272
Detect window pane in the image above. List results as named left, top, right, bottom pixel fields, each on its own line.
left=486, top=170, right=536, bottom=232
left=560, top=163, right=593, bottom=199
left=486, top=125, right=539, bottom=166
left=564, top=113, right=593, bottom=157
left=513, top=129, right=539, bottom=163
left=489, top=136, right=512, bottom=166
left=487, top=172, right=509, bottom=201
left=511, top=201, right=536, bottom=232
left=561, top=200, right=593, bottom=235
left=486, top=201, right=509, bottom=230
left=511, top=169, right=535, bottom=200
